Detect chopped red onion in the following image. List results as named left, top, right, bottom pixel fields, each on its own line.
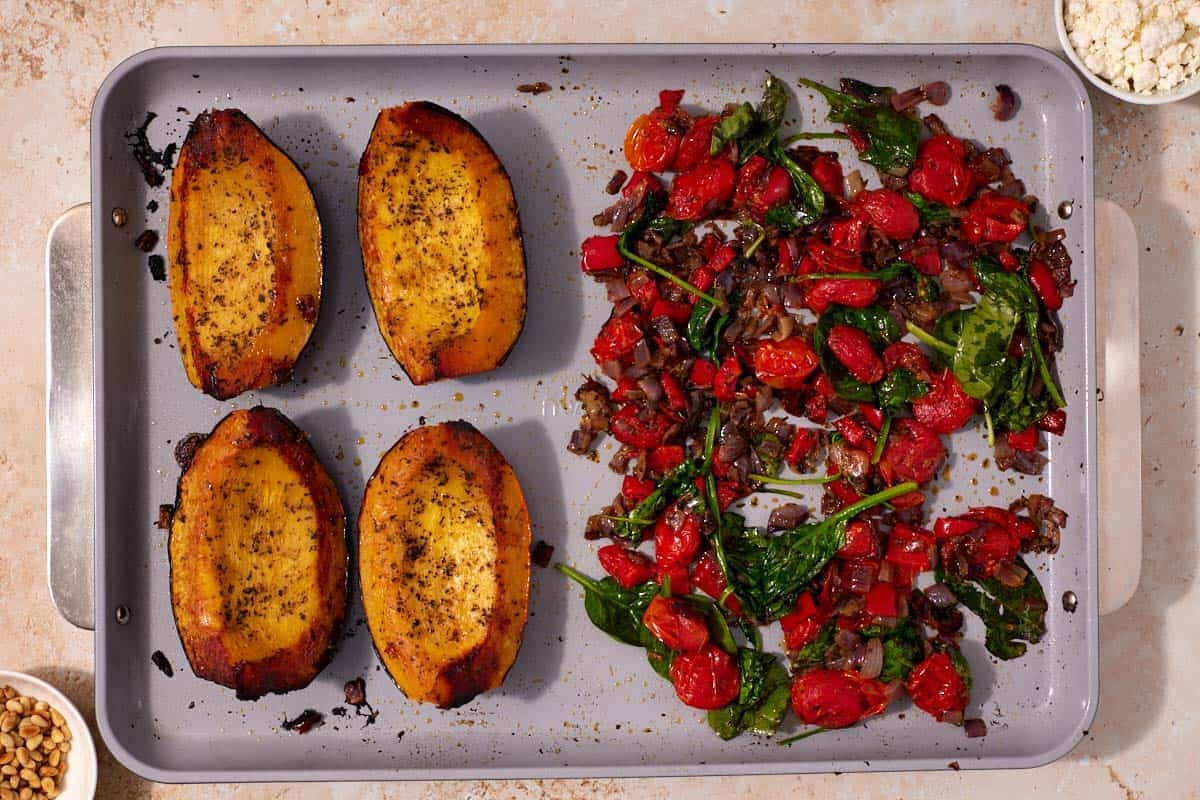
left=924, top=582, right=958, bottom=608
left=768, top=503, right=809, bottom=530
left=859, top=637, right=884, bottom=680
left=612, top=296, right=638, bottom=317
left=964, top=718, right=988, bottom=738
left=835, top=628, right=862, bottom=652
left=942, top=708, right=965, bottom=725
left=847, top=561, right=876, bottom=595
left=606, top=277, right=631, bottom=303
left=637, top=375, right=663, bottom=405
left=600, top=360, right=623, bottom=380
left=782, top=282, right=806, bottom=309
left=921, top=81, right=951, bottom=106
left=890, top=87, right=925, bottom=111
left=632, top=338, right=652, bottom=367
left=991, top=84, right=1017, bottom=122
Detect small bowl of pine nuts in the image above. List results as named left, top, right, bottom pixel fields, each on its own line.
left=0, top=673, right=96, bottom=800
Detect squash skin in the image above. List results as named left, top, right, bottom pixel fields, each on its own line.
left=169, top=407, right=347, bottom=700
left=357, top=102, right=527, bottom=385
left=168, top=109, right=323, bottom=400
left=358, top=421, right=531, bottom=708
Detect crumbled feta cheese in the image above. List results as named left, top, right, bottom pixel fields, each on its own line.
left=1064, top=0, right=1200, bottom=94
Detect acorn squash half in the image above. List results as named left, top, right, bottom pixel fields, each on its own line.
left=168, top=109, right=323, bottom=399
left=357, top=102, right=527, bottom=385
left=358, top=421, right=531, bottom=707
left=169, top=407, right=347, bottom=699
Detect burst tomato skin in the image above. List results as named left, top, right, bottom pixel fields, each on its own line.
left=667, top=159, right=736, bottom=220
left=911, top=369, right=978, bottom=433
left=693, top=550, right=742, bottom=615
left=882, top=341, right=934, bottom=382
left=854, top=189, right=920, bottom=241
left=654, top=505, right=702, bottom=567
left=624, top=111, right=683, bottom=172
left=881, top=418, right=947, bottom=485
left=597, top=545, right=656, bottom=588
left=908, top=135, right=976, bottom=207
left=790, top=668, right=892, bottom=728
left=906, top=652, right=969, bottom=722
left=669, top=643, right=741, bottom=710
left=642, top=595, right=710, bottom=652
left=827, top=325, right=885, bottom=384
left=674, top=115, right=720, bottom=172
left=754, top=337, right=821, bottom=390
left=810, top=153, right=844, bottom=197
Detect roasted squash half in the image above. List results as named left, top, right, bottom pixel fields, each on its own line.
left=357, top=102, right=527, bottom=385
left=358, top=421, right=531, bottom=708
left=169, top=407, right=347, bottom=700
left=168, top=109, right=323, bottom=400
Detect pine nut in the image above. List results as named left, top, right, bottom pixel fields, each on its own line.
left=19, top=738, right=38, bottom=756
left=44, top=714, right=60, bottom=732
left=0, top=713, right=15, bottom=733
left=2, top=704, right=18, bottom=716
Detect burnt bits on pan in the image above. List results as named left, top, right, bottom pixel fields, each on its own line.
left=151, top=650, right=174, bottom=677
left=126, top=111, right=177, bottom=188
left=174, top=432, right=208, bottom=470
left=531, top=540, right=555, bottom=568
left=281, top=709, right=323, bottom=734
left=343, top=678, right=378, bottom=727
left=148, top=255, right=167, bottom=282
left=134, top=229, right=159, bottom=252
left=517, top=81, right=552, bottom=94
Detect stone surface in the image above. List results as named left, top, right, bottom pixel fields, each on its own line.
left=1, top=1, right=1196, bottom=798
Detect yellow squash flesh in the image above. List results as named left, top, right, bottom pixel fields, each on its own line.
left=168, top=109, right=323, bottom=400
left=169, top=407, right=347, bottom=699
left=357, top=102, right=526, bottom=385
left=358, top=421, right=531, bottom=707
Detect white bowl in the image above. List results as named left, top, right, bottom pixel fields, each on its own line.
left=0, top=671, right=97, bottom=800
left=1054, top=0, right=1200, bottom=104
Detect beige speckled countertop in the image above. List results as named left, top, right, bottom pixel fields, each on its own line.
left=2, top=1, right=1197, bottom=798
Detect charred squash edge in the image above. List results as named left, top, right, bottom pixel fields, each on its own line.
left=356, top=102, right=527, bottom=385
left=357, top=420, right=532, bottom=708
left=168, top=406, right=348, bottom=700
left=169, top=109, right=324, bottom=400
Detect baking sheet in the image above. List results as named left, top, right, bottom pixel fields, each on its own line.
left=90, top=44, right=1098, bottom=781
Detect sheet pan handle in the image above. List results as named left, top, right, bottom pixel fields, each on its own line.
left=1096, top=198, right=1142, bottom=615
left=45, top=203, right=95, bottom=631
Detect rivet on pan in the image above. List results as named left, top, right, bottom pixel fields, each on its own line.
left=1062, top=591, right=1078, bottom=613
left=1057, top=200, right=1074, bottom=220
left=115, top=605, right=131, bottom=625
left=111, top=207, right=128, bottom=228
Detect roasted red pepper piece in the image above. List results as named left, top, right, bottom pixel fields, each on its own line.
left=882, top=341, right=934, bottom=383
left=906, top=652, right=969, bottom=723
left=648, top=444, right=686, bottom=473
left=713, top=355, right=742, bottom=402
left=649, top=298, right=692, bottom=326
left=885, top=523, right=935, bottom=572
left=902, top=237, right=943, bottom=276
left=833, top=416, right=871, bottom=449
left=643, top=595, right=709, bottom=652
left=667, top=158, right=736, bottom=221
left=908, top=135, right=976, bottom=207
left=670, top=644, right=741, bottom=710
left=829, top=217, right=868, bottom=253
left=627, top=269, right=660, bottom=309
left=659, top=372, right=687, bottom=412
left=934, top=517, right=978, bottom=540
left=622, top=475, right=657, bottom=503
left=790, top=668, right=891, bottom=728
left=690, top=358, right=717, bottom=387
left=837, top=519, right=877, bottom=559
left=1027, top=259, right=1063, bottom=310
left=858, top=403, right=884, bottom=430
left=784, top=427, right=820, bottom=469
left=753, top=337, right=821, bottom=390
left=961, top=192, right=1029, bottom=244
left=580, top=235, right=624, bottom=274
left=853, top=189, right=921, bottom=241
left=780, top=592, right=824, bottom=650
left=622, top=170, right=664, bottom=199
left=1006, top=425, right=1039, bottom=453
left=655, top=561, right=692, bottom=594
left=590, top=315, right=643, bottom=365
left=597, top=544, right=656, bottom=589
left=864, top=581, right=897, bottom=618
left=827, top=324, right=885, bottom=384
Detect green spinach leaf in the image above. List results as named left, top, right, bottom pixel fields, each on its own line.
left=611, top=459, right=702, bottom=541
left=707, top=649, right=792, bottom=739
left=813, top=305, right=902, bottom=403
left=791, top=620, right=836, bottom=671
left=939, top=558, right=1048, bottom=660
left=557, top=566, right=661, bottom=647
left=798, top=78, right=920, bottom=172
left=876, top=367, right=929, bottom=411
left=766, top=139, right=826, bottom=228
left=862, top=619, right=925, bottom=682
left=904, top=191, right=952, bottom=225
left=710, top=102, right=756, bottom=157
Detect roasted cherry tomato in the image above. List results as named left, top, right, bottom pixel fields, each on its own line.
left=833, top=416, right=871, bottom=449
left=933, top=517, right=978, bottom=540
left=827, top=325, right=885, bottom=384
left=713, top=354, right=742, bottom=401
left=658, top=88, right=685, bottom=112
left=622, top=170, right=664, bottom=200
left=784, top=427, right=820, bottom=469
left=911, top=369, right=977, bottom=434
left=902, top=237, right=943, bottom=276
left=858, top=403, right=884, bottom=430
left=733, top=155, right=793, bottom=221
left=659, top=372, right=687, bottom=412
left=780, top=591, right=824, bottom=650
left=829, top=217, right=868, bottom=253
left=880, top=418, right=947, bottom=485
left=908, top=135, right=975, bottom=207
left=624, top=109, right=684, bottom=172
left=690, top=358, right=717, bottom=387
left=882, top=341, right=934, bottom=383
left=693, top=550, right=742, bottom=615
left=621, top=475, right=656, bottom=503
left=961, top=192, right=1029, bottom=244
left=580, top=235, right=624, bottom=274
left=853, top=189, right=920, bottom=241
left=642, top=595, right=709, bottom=652
left=670, top=643, right=741, bottom=710
left=674, top=115, right=720, bottom=172
left=654, top=505, right=702, bottom=567
left=837, top=519, right=877, bottom=559
left=597, top=545, right=656, bottom=589
left=805, top=278, right=881, bottom=314
left=906, top=652, right=969, bottom=722
left=649, top=298, right=692, bottom=326
left=809, top=153, right=844, bottom=197
left=655, top=560, right=692, bottom=595
left=790, top=668, right=891, bottom=729
left=667, top=159, right=736, bottom=221
left=590, top=315, right=643, bottom=366
left=753, top=337, right=820, bottom=390
left=609, top=404, right=672, bottom=449
left=648, top=444, right=686, bottom=473
left=1027, top=259, right=1064, bottom=310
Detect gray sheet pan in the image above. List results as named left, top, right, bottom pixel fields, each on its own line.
left=88, top=43, right=1097, bottom=781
